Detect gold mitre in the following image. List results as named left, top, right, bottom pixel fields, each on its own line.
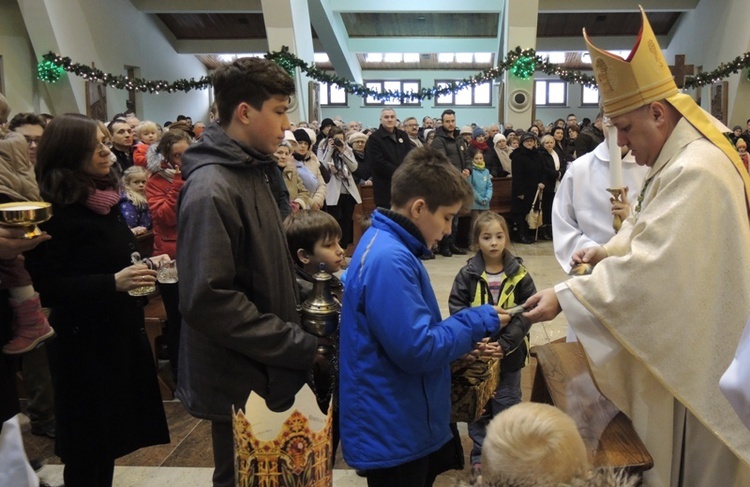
left=584, top=6, right=677, bottom=118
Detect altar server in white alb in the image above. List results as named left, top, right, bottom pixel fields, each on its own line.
left=524, top=7, right=750, bottom=487
left=551, top=136, right=648, bottom=273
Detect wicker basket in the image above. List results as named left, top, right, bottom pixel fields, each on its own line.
left=450, top=357, right=501, bottom=423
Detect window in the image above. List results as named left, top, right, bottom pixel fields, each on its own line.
left=434, top=80, right=492, bottom=106
left=319, top=82, right=348, bottom=107
left=535, top=80, right=567, bottom=107
left=363, top=80, right=421, bottom=106
left=581, top=84, right=599, bottom=106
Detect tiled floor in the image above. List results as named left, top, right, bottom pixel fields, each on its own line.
left=23, top=239, right=570, bottom=487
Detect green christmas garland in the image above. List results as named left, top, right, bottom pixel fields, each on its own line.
left=40, top=47, right=750, bottom=101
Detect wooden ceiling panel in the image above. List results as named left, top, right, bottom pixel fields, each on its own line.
left=537, top=12, right=681, bottom=37
left=157, top=13, right=267, bottom=39
left=342, top=13, right=498, bottom=38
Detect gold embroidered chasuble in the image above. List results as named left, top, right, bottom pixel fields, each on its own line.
left=558, top=119, right=750, bottom=486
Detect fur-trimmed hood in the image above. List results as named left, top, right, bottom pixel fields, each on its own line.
left=455, top=467, right=639, bottom=487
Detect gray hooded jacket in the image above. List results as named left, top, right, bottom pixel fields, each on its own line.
left=176, top=123, right=317, bottom=419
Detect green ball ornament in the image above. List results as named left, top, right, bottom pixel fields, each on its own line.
left=511, top=56, right=535, bottom=79
left=37, top=60, right=65, bottom=83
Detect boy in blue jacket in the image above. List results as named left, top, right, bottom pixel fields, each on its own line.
left=339, top=146, right=509, bottom=487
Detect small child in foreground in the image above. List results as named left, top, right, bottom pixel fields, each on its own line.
left=458, top=402, right=638, bottom=487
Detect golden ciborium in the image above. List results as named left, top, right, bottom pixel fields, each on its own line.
left=0, top=202, right=53, bottom=239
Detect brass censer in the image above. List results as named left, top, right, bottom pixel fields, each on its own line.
left=298, top=265, right=341, bottom=356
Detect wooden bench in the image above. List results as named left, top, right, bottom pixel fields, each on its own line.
left=143, top=294, right=174, bottom=399
left=136, top=230, right=154, bottom=258
left=530, top=341, right=653, bottom=476
left=352, top=177, right=514, bottom=251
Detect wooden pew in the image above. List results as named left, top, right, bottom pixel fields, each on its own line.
left=143, top=295, right=174, bottom=399
left=530, top=341, right=653, bottom=476
left=352, top=177, right=514, bottom=251
left=135, top=230, right=154, bottom=258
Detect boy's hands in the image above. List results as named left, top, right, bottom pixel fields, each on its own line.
left=493, top=305, right=511, bottom=328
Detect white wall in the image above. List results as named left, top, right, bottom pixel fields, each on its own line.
left=3, top=0, right=211, bottom=123
left=0, top=0, right=37, bottom=113
left=319, top=69, right=599, bottom=129
left=665, top=0, right=750, bottom=127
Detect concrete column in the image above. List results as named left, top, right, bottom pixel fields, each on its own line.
left=502, top=0, right=539, bottom=129
left=16, top=0, right=100, bottom=115
left=260, top=0, right=315, bottom=123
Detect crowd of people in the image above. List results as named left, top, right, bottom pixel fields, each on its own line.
left=3, top=9, right=750, bottom=487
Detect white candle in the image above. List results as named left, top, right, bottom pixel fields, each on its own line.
left=608, top=125, right=623, bottom=188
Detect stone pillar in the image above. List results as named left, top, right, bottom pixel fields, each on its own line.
left=261, top=0, right=315, bottom=123
left=16, top=0, right=98, bottom=114
left=502, top=0, right=539, bottom=130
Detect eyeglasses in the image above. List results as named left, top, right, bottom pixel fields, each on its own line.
left=24, top=136, right=42, bottom=146
left=94, top=141, right=111, bottom=155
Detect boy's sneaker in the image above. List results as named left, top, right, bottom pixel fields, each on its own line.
left=3, top=293, right=55, bottom=355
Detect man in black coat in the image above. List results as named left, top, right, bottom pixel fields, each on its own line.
left=431, top=109, right=471, bottom=256
left=574, top=112, right=604, bottom=157
left=364, top=108, right=413, bottom=208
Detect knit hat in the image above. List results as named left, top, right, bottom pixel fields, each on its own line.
left=520, top=132, right=537, bottom=145
left=460, top=125, right=473, bottom=136
left=284, top=130, right=298, bottom=146
left=473, top=127, right=486, bottom=139
left=493, top=133, right=507, bottom=144
left=320, top=118, right=335, bottom=131
left=303, top=127, right=317, bottom=146
left=347, top=132, right=367, bottom=144
left=293, top=128, right=311, bottom=145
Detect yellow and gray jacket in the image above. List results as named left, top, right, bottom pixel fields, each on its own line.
left=449, top=252, right=536, bottom=372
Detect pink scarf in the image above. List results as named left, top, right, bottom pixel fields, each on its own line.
left=84, top=177, right=120, bottom=215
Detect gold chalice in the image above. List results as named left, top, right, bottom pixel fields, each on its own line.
left=0, top=202, right=53, bottom=239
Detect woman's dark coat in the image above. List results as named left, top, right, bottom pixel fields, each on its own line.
left=25, top=202, right=169, bottom=461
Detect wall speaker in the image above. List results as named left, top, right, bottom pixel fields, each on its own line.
left=509, top=89, right=531, bottom=112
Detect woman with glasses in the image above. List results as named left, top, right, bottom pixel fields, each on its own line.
left=25, top=114, right=170, bottom=487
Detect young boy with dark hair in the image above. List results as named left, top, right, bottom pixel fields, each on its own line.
left=176, top=57, right=324, bottom=487
left=284, top=209, right=346, bottom=458
left=339, top=146, right=509, bottom=487
left=284, top=209, right=345, bottom=301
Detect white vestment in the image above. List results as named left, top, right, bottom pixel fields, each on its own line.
left=552, top=141, right=648, bottom=273
left=558, top=119, right=750, bottom=487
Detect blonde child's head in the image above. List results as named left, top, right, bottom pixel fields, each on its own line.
left=469, top=211, right=510, bottom=256
left=122, top=166, right=149, bottom=207
left=136, top=120, right=160, bottom=145
left=481, top=403, right=589, bottom=485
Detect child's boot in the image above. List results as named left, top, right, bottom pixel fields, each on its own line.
left=3, top=293, right=55, bottom=354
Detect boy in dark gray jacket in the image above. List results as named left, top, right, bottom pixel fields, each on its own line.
left=177, top=58, right=324, bottom=487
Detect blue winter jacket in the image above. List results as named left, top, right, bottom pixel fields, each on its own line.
left=339, top=210, right=500, bottom=470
